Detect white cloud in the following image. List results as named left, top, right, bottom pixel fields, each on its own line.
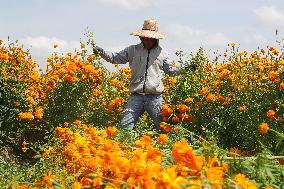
left=252, top=34, right=267, bottom=44
left=22, top=36, right=80, bottom=53
left=21, top=36, right=81, bottom=69
left=94, top=0, right=152, bottom=10
left=254, top=6, right=284, bottom=30
left=165, top=24, right=231, bottom=51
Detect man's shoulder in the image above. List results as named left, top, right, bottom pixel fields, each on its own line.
left=157, top=45, right=169, bottom=58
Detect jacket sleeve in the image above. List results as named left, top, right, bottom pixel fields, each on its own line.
left=99, top=46, right=130, bottom=64
left=162, top=53, right=182, bottom=76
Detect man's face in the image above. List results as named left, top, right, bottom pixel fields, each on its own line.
left=140, top=37, right=157, bottom=50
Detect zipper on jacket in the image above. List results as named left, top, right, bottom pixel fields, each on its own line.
left=142, top=50, right=150, bottom=93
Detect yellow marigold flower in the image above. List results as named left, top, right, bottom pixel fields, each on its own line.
left=233, top=173, right=257, bottom=189
left=278, top=60, right=284, bottom=65
left=72, top=182, right=82, bottom=189
left=43, top=148, right=52, bottom=159
left=34, top=107, right=43, bottom=119
left=47, top=56, right=52, bottom=62
left=259, top=122, right=269, bottom=135
left=205, top=166, right=224, bottom=188
left=18, top=112, right=34, bottom=121
left=17, top=184, right=29, bottom=189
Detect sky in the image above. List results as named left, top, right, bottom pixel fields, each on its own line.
left=1, top=0, right=284, bottom=70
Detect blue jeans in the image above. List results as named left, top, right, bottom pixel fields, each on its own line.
left=120, top=94, right=163, bottom=130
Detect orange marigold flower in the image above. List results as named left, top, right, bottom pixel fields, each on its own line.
left=107, top=126, right=117, bottom=137
left=218, top=69, right=230, bottom=79
left=239, top=106, right=248, bottom=111
left=185, top=97, right=193, bottom=103
left=200, top=87, right=209, bottom=96
left=267, top=109, right=276, bottom=119
left=182, top=114, right=194, bottom=123
left=229, top=147, right=241, bottom=157
left=115, top=157, right=130, bottom=173
left=196, top=101, right=203, bottom=107
left=160, top=122, right=173, bottom=132
left=157, top=134, right=168, bottom=145
left=216, top=94, right=225, bottom=101
left=205, top=94, right=215, bottom=103
left=177, top=104, right=189, bottom=113
left=264, top=186, right=274, bottom=189
left=172, top=139, right=204, bottom=172
left=74, top=120, right=82, bottom=126
left=42, top=171, right=57, bottom=186
left=146, top=147, right=162, bottom=163
left=259, top=122, right=269, bottom=135
left=161, top=104, right=173, bottom=117
left=171, top=115, right=180, bottom=125
left=268, top=71, right=279, bottom=79
left=135, top=135, right=153, bottom=148
left=280, top=83, right=284, bottom=90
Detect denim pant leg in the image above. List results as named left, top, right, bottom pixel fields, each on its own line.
left=144, top=94, right=163, bottom=131
left=120, top=95, right=145, bottom=130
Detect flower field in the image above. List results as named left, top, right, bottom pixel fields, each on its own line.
left=0, top=37, right=284, bottom=188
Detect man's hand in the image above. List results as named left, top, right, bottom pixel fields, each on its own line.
left=93, top=46, right=104, bottom=55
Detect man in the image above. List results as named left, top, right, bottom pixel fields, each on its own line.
left=93, top=19, right=180, bottom=131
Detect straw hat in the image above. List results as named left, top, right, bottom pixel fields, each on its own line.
left=130, top=19, right=166, bottom=39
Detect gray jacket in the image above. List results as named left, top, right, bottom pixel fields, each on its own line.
left=100, top=43, right=180, bottom=95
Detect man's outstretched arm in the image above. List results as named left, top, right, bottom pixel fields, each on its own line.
left=93, top=46, right=130, bottom=64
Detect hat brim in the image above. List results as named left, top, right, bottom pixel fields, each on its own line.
left=130, top=30, right=166, bottom=39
